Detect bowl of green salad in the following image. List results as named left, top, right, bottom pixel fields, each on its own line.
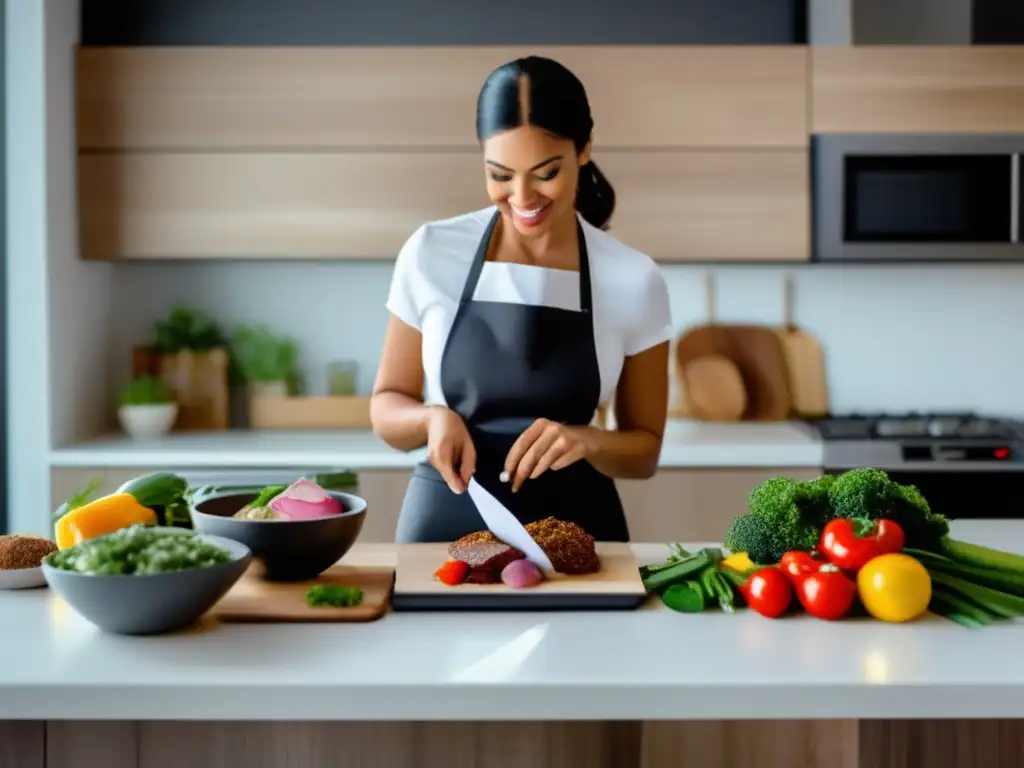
left=42, top=525, right=251, bottom=636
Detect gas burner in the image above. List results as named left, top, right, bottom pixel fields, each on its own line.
left=811, top=413, right=1018, bottom=442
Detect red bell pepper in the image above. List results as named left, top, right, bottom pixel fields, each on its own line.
left=779, top=550, right=826, bottom=585
left=796, top=563, right=857, bottom=621
left=819, top=518, right=906, bottom=572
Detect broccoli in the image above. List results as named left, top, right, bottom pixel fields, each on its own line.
left=793, top=474, right=836, bottom=527
left=723, top=514, right=781, bottom=566
left=744, top=476, right=820, bottom=557
left=827, top=467, right=949, bottom=549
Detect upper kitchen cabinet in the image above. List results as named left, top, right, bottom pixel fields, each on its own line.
left=76, top=46, right=811, bottom=262
left=812, top=47, right=1024, bottom=134
left=77, top=47, right=809, bottom=151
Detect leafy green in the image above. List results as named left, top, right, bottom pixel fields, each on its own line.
left=152, top=307, right=227, bottom=355
left=306, top=584, right=364, bottom=608
left=119, top=375, right=174, bottom=407
left=46, top=525, right=231, bottom=575
left=724, top=514, right=787, bottom=565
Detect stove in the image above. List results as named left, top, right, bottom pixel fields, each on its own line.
left=806, top=412, right=1024, bottom=520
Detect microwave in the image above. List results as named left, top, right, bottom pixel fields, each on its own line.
left=813, top=134, right=1024, bottom=262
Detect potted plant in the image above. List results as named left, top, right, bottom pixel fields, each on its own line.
left=117, top=375, right=179, bottom=439
left=230, top=324, right=302, bottom=398
left=138, top=307, right=231, bottom=430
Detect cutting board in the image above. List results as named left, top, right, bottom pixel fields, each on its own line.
left=674, top=273, right=791, bottom=421
left=392, top=543, right=646, bottom=611
left=776, top=276, right=829, bottom=418
left=212, top=563, right=394, bottom=623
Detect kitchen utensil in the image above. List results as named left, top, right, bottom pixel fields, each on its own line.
left=42, top=529, right=251, bottom=636
left=467, top=478, right=554, bottom=571
left=674, top=273, right=791, bottom=421
left=392, top=542, right=646, bottom=611
left=0, top=566, right=47, bottom=590
left=776, top=275, right=829, bottom=418
left=189, top=487, right=367, bottom=581
left=682, top=354, right=747, bottom=421
left=213, top=563, right=393, bottom=623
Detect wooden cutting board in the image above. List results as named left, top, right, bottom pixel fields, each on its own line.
left=392, top=543, right=646, bottom=611
left=212, top=563, right=394, bottom=623
left=674, top=274, right=791, bottom=421
left=776, top=276, right=829, bottom=418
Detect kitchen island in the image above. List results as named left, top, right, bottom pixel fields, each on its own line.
left=2, top=520, right=1022, bottom=768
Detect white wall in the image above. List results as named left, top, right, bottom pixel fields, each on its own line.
left=6, top=0, right=107, bottom=534
left=109, top=260, right=1024, bottom=421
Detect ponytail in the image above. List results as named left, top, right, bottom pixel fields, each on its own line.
left=575, top=161, right=616, bottom=231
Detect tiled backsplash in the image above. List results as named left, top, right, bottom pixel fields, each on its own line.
left=109, top=261, right=1024, bottom=417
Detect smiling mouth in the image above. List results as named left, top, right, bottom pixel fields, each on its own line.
left=510, top=202, right=552, bottom=227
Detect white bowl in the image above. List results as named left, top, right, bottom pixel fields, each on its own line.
left=118, top=403, right=178, bottom=439
left=0, top=566, right=47, bottom=590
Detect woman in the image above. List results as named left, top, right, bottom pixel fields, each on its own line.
left=371, top=56, right=672, bottom=543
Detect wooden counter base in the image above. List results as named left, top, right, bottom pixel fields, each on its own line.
left=3, top=720, right=1021, bottom=768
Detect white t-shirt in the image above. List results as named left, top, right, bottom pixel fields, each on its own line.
left=386, top=207, right=673, bottom=408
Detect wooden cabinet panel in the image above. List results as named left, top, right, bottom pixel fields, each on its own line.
left=812, top=47, right=1024, bottom=133
left=601, top=151, right=810, bottom=262
left=617, top=467, right=821, bottom=544
left=0, top=721, right=44, bottom=768
left=355, top=469, right=411, bottom=542
left=78, top=47, right=808, bottom=151
left=79, top=150, right=808, bottom=261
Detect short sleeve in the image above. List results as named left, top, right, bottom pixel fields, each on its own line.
left=385, top=226, right=427, bottom=330
left=624, top=262, right=673, bottom=356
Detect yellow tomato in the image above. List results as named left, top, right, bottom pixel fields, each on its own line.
left=857, top=554, right=932, bottom=623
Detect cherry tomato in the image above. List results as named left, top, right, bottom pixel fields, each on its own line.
left=779, top=551, right=825, bottom=585
left=797, top=563, right=857, bottom=621
left=819, top=518, right=906, bottom=572
left=745, top=567, right=793, bottom=619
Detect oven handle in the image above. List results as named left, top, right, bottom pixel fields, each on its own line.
left=1013, top=153, right=1020, bottom=244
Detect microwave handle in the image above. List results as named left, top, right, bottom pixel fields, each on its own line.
left=1013, top=153, right=1020, bottom=244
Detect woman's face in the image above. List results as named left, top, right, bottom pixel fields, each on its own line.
left=482, top=125, right=590, bottom=240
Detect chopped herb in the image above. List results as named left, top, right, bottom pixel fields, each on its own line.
left=306, top=584, right=364, bottom=608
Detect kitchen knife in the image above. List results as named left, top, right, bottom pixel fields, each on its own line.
left=467, top=477, right=554, bottom=571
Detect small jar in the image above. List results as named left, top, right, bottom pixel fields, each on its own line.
left=327, top=360, right=359, bottom=396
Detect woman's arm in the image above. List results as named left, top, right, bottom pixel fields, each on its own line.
left=572, top=341, right=670, bottom=479
left=370, top=315, right=433, bottom=452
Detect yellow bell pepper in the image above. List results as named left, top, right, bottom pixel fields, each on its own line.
left=54, top=493, right=157, bottom=550
left=722, top=551, right=757, bottom=573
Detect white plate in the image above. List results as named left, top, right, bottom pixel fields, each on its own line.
left=0, top=566, right=48, bottom=590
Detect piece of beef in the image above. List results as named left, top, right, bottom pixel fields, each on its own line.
left=448, top=534, right=525, bottom=584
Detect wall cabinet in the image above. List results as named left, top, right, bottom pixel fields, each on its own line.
left=76, top=46, right=810, bottom=264
left=51, top=466, right=821, bottom=544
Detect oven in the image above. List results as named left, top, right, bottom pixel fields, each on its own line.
left=813, top=134, right=1024, bottom=262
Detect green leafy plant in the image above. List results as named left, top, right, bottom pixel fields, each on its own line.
left=119, top=375, right=175, bottom=407
left=152, top=307, right=228, bottom=355
left=230, top=324, right=302, bottom=392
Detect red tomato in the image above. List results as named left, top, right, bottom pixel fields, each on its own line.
left=779, top=551, right=824, bottom=585
left=819, top=518, right=906, bottom=571
left=745, top=567, right=793, bottom=619
left=797, top=563, right=857, bottom=621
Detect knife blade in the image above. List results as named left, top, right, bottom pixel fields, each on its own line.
left=466, top=478, right=554, bottom=571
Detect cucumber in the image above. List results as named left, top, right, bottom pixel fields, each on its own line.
left=117, top=472, right=188, bottom=509
left=642, top=550, right=713, bottom=592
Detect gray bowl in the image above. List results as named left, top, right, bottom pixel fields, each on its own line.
left=188, top=487, right=367, bottom=581
left=42, top=529, right=252, bottom=636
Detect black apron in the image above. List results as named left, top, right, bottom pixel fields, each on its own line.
left=395, top=210, right=629, bottom=543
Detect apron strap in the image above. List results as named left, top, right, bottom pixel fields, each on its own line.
left=458, top=209, right=594, bottom=315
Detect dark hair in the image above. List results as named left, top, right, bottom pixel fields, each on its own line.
left=475, top=56, right=615, bottom=230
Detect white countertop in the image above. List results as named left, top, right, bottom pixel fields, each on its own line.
left=48, top=420, right=824, bottom=470
left=3, top=520, right=1023, bottom=722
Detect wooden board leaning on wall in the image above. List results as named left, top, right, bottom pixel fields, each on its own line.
left=811, top=46, right=1024, bottom=134
left=75, top=45, right=811, bottom=263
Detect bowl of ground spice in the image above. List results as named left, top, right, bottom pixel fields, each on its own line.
left=0, top=534, right=58, bottom=589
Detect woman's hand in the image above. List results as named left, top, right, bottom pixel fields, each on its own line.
left=504, top=419, right=593, bottom=493
left=426, top=406, right=477, bottom=494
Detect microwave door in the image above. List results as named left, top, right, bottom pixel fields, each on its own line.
left=813, top=134, right=1024, bottom=262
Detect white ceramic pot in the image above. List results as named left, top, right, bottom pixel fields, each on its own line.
left=117, top=403, right=179, bottom=439
left=249, top=380, right=288, bottom=398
